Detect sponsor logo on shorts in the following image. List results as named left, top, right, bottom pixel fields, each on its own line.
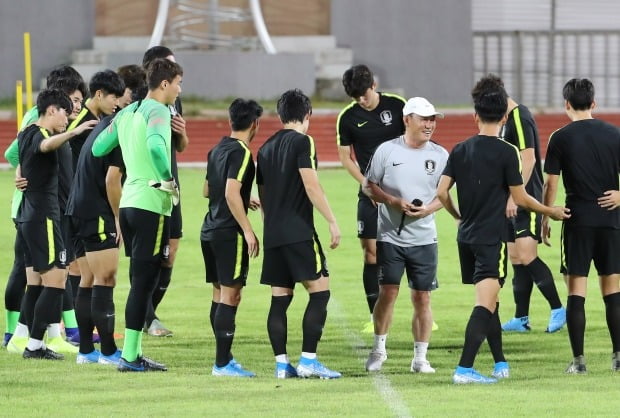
left=358, top=221, right=365, bottom=235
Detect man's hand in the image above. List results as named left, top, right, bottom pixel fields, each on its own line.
left=542, top=217, right=551, bottom=246
left=598, top=190, right=620, bottom=210
left=249, top=196, right=261, bottom=211
left=72, top=119, right=98, bottom=135
left=115, top=218, right=123, bottom=248
left=505, top=196, right=518, bottom=218
left=15, top=175, right=27, bottom=191
left=244, top=230, right=259, bottom=258
left=171, top=114, right=187, bottom=135
left=328, top=221, right=341, bottom=249
left=549, top=206, right=571, bottom=221
left=405, top=202, right=431, bottom=220
left=149, top=178, right=180, bottom=205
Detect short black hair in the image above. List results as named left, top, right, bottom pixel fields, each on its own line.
left=229, top=98, right=263, bottom=131
left=46, top=65, right=82, bottom=88
left=563, top=78, right=595, bottom=111
left=147, top=58, right=183, bottom=90
left=46, top=65, right=87, bottom=99
left=117, top=64, right=147, bottom=93
left=342, top=64, right=374, bottom=98
left=277, top=89, right=312, bottom=124
left=471, top=74, right=508, bottom=123
left=142, top=46, right=174, bottom=68
left=36, top=88, right=72, bottom=116
left=89, top=69, right=126, bottom=97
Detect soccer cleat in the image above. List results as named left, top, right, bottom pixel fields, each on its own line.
left=6, top=336, right=28, bottom=354
left=411, top=359, right=436, bottom=374
left=565, top=356, right=586, bottom=374
left=117, top=355, right=167, bottom=372
left=492, top=361, right=510, bottom=379
left=46, top=336, right=79, bottom=354
left=212, top=360, right=256, bottom=377
left=23, top=347, right=64, bottom=360
left=611, top=352, right=620, bottom=371
left=98, top=349, right=123, bottom=366
left=365, top=350, right=387, bottom=372
left=501, top=316, right=531, bottom=332
left=275, top=362, right=298, bottom=379
left=452, top=366, right=497, bottom=384
left=432, top=321, right=439, bottom=331
left=65, top=328, right=101, bottom=345
left=546, top=307, right=566, bottom=333
left=76, top=349, right=101, bottom=364
left=2, top=333, right=12, bottom=347
left=146, top=319, right=173, bottom=337
left=296, top=357, right=341, bottom=379
left=360, top=321, right=374, bottom=334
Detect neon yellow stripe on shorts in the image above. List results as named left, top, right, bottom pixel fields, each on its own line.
left=313, top=237, right=321, bottom=274
left=153, top=215, right=164, bottom=256
left=498, top=242, right=506, bottom=278
left=233, top=232, right=243, bottom=280
left=529, top=211, right=536, bottom=235
left=98, top=216, right=106, bottom=242
left=47, top=218, right=55, bottom=264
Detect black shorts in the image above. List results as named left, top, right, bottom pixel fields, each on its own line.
left=120, top=207, right=170, bottom=262
left=169, top=202, right=183, bottom=239
left=260, top=235, right=328, bottom=288
left=507, top=209, right=541, bottom=242
left=201, top=234, right=249, bottom=286
left=562, top=224, right=620, bottom=277
left=357, top=196, right=378, bottom=239
left=458, top=241, right=507, bottom=285
left=377, top=242, right=438, bottom=290
left=61, top=215, right=76, bottom=263
left=18, top=218, right=66, bottom=272
left=70, top=215, right=119, bottom=256
left=559, top=222, right=567, bottom=275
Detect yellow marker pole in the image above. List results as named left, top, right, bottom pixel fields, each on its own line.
left=16, top=81, right=23, bottom=130
left=24, top=32, right=33, bottom=110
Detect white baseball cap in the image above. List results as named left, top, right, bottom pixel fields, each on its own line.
left=402, top=97, right=444, bottom=118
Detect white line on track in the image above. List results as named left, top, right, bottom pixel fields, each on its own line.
left=329, top=298, right=413, bottom=418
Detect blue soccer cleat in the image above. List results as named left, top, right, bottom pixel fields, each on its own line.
left=76, top=349, right=101, bottom=364
left=546, top=307, right=566, bottom=333
left=2, top=333, right=12, bottom=347
left=491, top=361, right=510, bottom=379
left=98, top=349, right=122, bottom=366
left=502, top=316, right=531, bottom=332
left=452, top=366, right=498, bottom=384
left=118, top=356, right=167, bottom=372
left=275, top=362, right=298, bottom=379
left=296, top=357, right=341, bottom=379
left=212, top=360, right=256, bottom=377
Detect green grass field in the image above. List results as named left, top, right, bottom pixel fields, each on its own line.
left=0, top=168, right=618, bottom=417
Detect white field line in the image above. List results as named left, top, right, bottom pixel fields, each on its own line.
left=329, top=298, right=413, bottom=418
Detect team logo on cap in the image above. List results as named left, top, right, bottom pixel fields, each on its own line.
left=424, top=159, right=437, bottom=174
left=380, top=110, right=393, bottom=125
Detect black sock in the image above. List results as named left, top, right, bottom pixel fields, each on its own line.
left=487, top=303, right=505, bottom=363
left=566, top=295, right=586, bottom=357
left=23, top=285, right=43, bottom=331
left=526, top=257, right=562, bottom=309
left=512, top=264, right=533, bottom=318
left=75, top=287, right=94, bottom=354
left=68, top=274, right=81, bottom=301
left=214, top=303, right=237, bottom=367
left=31, top=287, right=63, bottom=341
left=152, top=266, right=172, bottom=311
left=125, top=259, right=160, bottom=331
left=267, top=295, right=293, bottom=356
left=459, top=306, right=492, bottom=368
left=92, top=285, right=117, bottom=355
left=302, top=291, right=330, bottom=353
left=62, top=283, right=74, bottom=311
left=603, top=292, right=620, bottom=353
left=363, top=264, right=379, bottom=314
left=210, top=301, right=219, bottom=336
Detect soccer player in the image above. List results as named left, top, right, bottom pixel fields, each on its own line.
left=92, top=58, right=183, bottom=372
left=436, top=75, right=570, bottom=384
left=337, top=65, right=406, bottom=333
left=258, top=89, right=341, bottom=379
left=17, top=89, right=96, bottom=359
left=201, top=98, right=263, bottom=377
left=542, top=78, right=620, bottom=373
left=363, top=97, right=448, bottom=373
left=141, top=46, right=190, bottom=337
left=499, top=83, right=566, bottom=333
left=67, top=65, right=147, bottom=365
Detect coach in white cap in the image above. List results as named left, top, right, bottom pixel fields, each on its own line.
left=362, top=97, right=448, bottom=374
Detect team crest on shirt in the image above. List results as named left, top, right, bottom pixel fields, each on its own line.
left=424, top=159, right=437, bottom=175
left=380, top=110, right=393, bottom=126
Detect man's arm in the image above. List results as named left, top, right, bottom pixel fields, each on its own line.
left=299, top=167, right=340, bottom=249
left=510, top=183, right=569, bottom=221
left=541, top=174, right=560, bottom=245
left=40, top=120, right=98, bottom=153
left=338, top=145, right=365, bottom=185
left=105, top=165, right=123, bottom=244
left=202, top=180, right=209, bottom=198
left=4, top=139, right=19, bottom=168
left=92, top=120, right=120, bottom=157
left=171, top=115, right=189, bottom=152
left=436, top=175, right=461, bottom=220
left=225, top=179, right=259, bottom=257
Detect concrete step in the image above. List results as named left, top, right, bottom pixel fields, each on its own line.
left=93, top=36, right=151, bottom=51
left=71, top=64, right=106, bottom=83
left=271, top=35, right=336, bottom=52
left=72, top=49, right=108, bottom=65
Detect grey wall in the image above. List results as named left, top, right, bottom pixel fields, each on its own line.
left=103, top=51, right=316, bottom=100
left=331, top=0, right=472, bottom=105
left=0, top=0, right=95, bottom=97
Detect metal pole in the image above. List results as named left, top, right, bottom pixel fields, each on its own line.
left=16, top=81, right=23, bottom=130
left=547, top=0, right=556, bottom=107
left=148, top=0, right=171, bottom=48
left=23, top=32, right=33, bottom=110
left=249, top=0, right=276, bottom=54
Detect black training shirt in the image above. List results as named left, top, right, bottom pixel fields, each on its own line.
left=544, top=119, right=620, bottom=228
left=443, top=135, right=523, bottom=244
left=257, top=129, right=317, bottom=249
